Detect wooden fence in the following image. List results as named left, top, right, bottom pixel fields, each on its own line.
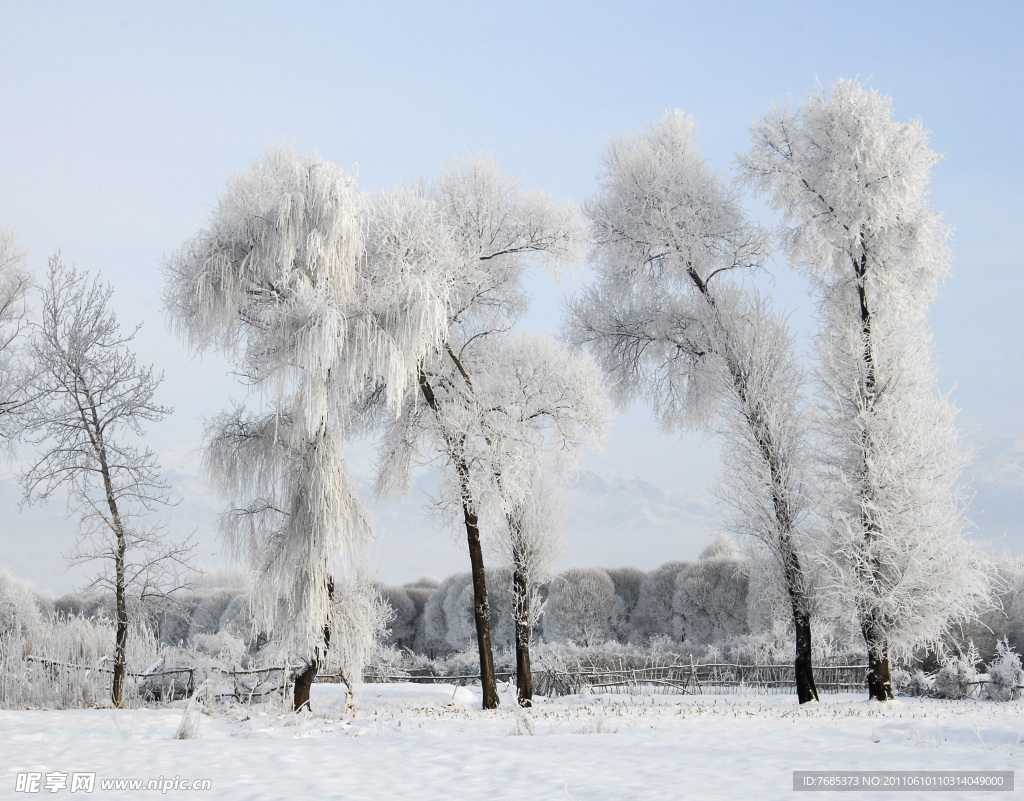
left=19, top=656, right=869, bottom=704
left=360, top=661, right=869, bottom=697
left=530, top=661, right=868, bottom=697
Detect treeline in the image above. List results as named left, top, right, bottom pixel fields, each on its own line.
left=12, top=546, right=1021, bottom=669
left=380, top=549, right=1024, bottom=664
left=382, top=535, right=751, bottom=656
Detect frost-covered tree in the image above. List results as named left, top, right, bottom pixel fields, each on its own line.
left=165, top=145, right=449, bottom=710
left=543, top=567, right=618, bottom=646
left=606, top=566, right=645, bottom=642
left=629, top=560, right=690, bottom=645
left=493, top=477, right=566, bottom=704
left=373, top=156, right=587, bottom=709
left=742, top=80, right=990, bottom=700
left=417, top=572, right=469, bottom=657
left=378, top=584, right=417, bottom=650
left=566, top=112, right=821, bottom=701
left=462, top=334, right=607, bottom=704
left=20, top=258, right=192, bottom=707
left=672, top=535, right=750, bottom=646
left=0, top=567, right=44, bottom=640
left=0, top=228, right=32, bottom=445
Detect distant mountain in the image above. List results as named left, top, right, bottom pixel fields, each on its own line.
left=560, top=469, right=719, bottom=567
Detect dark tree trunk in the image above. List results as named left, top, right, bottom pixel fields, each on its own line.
left=99, top=438, right=129, bottom=709
left=112, top=570, right=127, bottom=708
left=792, top=607, right=818, bottom=704
left=461, top=480, right=499, bottom=709
left=698, top=274, right=821, bottom=707
left=293, top=662, right=317, bottom=712
left=293, top=576, right=334, bottom=713
left=862, top=617, right=895, bottom=701
left=512, top=567, right=533, bottom=707
left=418, top=362, right=499, bottom=710
left=781, top=544, right=819, bottom=704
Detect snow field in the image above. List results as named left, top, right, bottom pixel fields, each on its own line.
left=1, top=684, right=1022, bottom=800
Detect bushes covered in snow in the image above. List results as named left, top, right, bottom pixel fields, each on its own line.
left=933, top=644, right=983, bottom=700
left=986, top=640, right=1024, bottom=702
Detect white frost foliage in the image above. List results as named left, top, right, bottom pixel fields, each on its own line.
left=0, top=227, right=30, bottom=443
left=204, top=406, right=371, bottom=652
left=1, top=611, right=163, bottom=710
left=374, top=156, right=595, bottom=504
left=167, top=146, right=454, bottom=661
left=569, top=110, right=819, bottom=669
left=986, top=639, right=1024, bottom=702
left=440, top=573, right=477, bottom=652
left=586, top=112, right=762, bottom=296
left=471, top=335, right=610, bottom=516
left=933, top=642, right=982, bottom=700
left=628, top=561, right=690, bottom=645
left=0, top=568, right=44, bottom=639
left=743, top=81, right=949, bottom=318
left=671, top=555, right=750, bottom=646
left=417, top=573, right=469, bottom=656
left=566, top=111, right=766, bottom=427
left=377, top=585, right=416, bottom=648
left=490, top=478, right=566, bottom=626
left=434, top=153, right=588, bottom=284
left=328, top=578, right=390, bottom=690
left=606, top=566, right=645, bottom=641
left=165, top=145, right=450, bottom=421
left=742, top=80, right=990, bottom=656
left=820, top=323, right=988, bottom=654
left=435, top=570, right=515, bottom=652
left=543, top=567, right=618, bottom=647
left=710, top=293, right=817, bottom=617
left=699, top=533, right=740, bottom=561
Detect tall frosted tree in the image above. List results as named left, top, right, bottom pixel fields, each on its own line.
left=165, top=146, right=449, bottom=710
left=742, top=80, right=989, bottom=700
left=373, top=156, right=588, bottom=709
left=468, top=334, right=608, bottom=705
left=566, top=112, right=821, bottom=702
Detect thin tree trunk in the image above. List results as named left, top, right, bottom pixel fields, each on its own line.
left=94, top=416, right=128, bottom=709
left=418, top=362, right=499, bottom=710
left=513, top=567, right=533, bottom=707
left=694, top=278, right=820, bottom=705
left=855, top=248, right=893, bottom=702
left=112, top=536, right=128, bottom=708
left=781, top=543, right=819, bottom=704
left=459, top=468, right=500, bottom=709
left=294, top=576, right=334, bottom=712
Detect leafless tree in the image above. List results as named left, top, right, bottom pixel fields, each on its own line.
left=20, top=256, right=193, bottom=707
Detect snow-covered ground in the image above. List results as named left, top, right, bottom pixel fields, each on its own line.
left=2, top=684, right=1021, bottom=800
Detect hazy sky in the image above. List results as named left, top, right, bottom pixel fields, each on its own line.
left=1, top=1, right=1021, bottom=594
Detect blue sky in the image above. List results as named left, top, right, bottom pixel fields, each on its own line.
left=1, top=1, right=1021, bottom=593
